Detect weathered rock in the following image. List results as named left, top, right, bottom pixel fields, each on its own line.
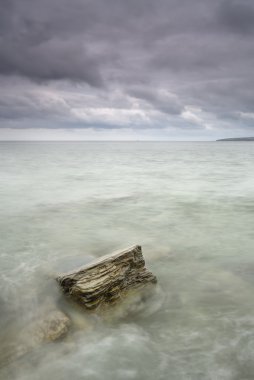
left=0, top=309, right=71, bottom=368
left=57, top=245, right=157, bottom=310
left=25, top=309, right=71, bottom=343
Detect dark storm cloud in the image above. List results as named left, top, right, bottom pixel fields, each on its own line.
left=218, top=0, right=254, bottom=34
left=0, top=0, right=254, bottom=137
left=0, top=0, right=218, bottom=83
left=0, top=0, right=106, bottom=85
left=0, top=39, right=103, bottom=85
left=0, top=0, right=158, bottom=83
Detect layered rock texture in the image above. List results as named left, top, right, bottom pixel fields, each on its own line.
left=57, top=245, right=157, bottom=310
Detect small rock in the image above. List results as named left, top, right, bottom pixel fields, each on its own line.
left=27, top=309, right=71, bottom=343
left=1, top=309, right=71, bottom=368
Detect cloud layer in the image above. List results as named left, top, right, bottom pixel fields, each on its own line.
left=0, top=0, right=254, bottom=139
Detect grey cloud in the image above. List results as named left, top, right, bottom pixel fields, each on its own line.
left=128, top=88, right=183, bottom=115
left=0, top=91, right=70, bottom=121
left=0, top=38, right=103, bottom=85
left=0, top=0, right=106, bottom=85
left=218, top=0, right=254, bottom=34
left=0, top=0, right=215, bottom=83
left=0, top=0, right=253, bottom=137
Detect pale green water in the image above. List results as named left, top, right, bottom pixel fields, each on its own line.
left=0, top=141, right=254, bottom=380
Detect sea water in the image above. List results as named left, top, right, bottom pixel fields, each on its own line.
left=0, top=141, right=254, bottom=380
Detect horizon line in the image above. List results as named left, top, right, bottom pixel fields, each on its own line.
left=0, top=139, right=217, bottom=142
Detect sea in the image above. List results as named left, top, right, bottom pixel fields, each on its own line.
left=0, top=141, right=254, bottom=380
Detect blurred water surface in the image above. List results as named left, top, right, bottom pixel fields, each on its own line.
left=0, top=141, right=254, bottom=380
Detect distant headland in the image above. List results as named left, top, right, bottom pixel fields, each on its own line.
left=217, top=137, right=254, bottom=141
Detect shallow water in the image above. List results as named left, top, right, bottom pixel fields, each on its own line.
left=0, top=141, right=254, bottom=380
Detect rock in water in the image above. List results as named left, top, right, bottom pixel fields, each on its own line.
left=57, top=245, right=157, bottom=310
left=0, top=309, right=71, bottom=368
left=27, top=310, right=71, bottom=343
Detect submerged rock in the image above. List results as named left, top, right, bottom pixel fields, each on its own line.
left=25, top=309, right=71, bottom=344
left=0, top=309, right=71, bottom=368
left=57, top=245, right=157, bottom=310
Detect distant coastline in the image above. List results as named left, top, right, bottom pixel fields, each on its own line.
left=217, top=137, right=254, bottom=141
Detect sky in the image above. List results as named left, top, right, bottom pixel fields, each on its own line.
left=0, top=0, right=254, bottom=141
